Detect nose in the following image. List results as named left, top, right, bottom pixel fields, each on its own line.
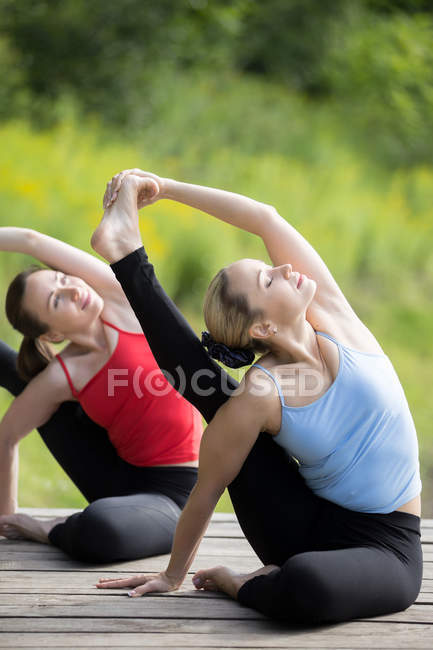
left=281, top=264, right=292, bottom=278
left=62, top=286, right=80, bottom=302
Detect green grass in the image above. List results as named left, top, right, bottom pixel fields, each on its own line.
left=0, top=73, right=432, bottom=514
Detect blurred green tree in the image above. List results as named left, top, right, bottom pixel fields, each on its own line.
left=1, top=0, right=433, bottom=166
left=0, top=0, right=242, bottom=126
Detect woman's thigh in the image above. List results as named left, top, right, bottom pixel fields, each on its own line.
left=49, top=492, right=181, bottom=562
left=238, top=542, right=423, bottom=623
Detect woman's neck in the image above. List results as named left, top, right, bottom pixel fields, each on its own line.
left=64, top=317, right=108, bottom=354
left=267, top=319, right=325, bottom=369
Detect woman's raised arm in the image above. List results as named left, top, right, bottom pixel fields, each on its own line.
left=163, top=180, right=353, bottom=314
left=105, top=173, right=353, bottom=315
left=0, top=227, right=122, bottom=300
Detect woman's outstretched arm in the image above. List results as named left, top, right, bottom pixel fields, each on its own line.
left=162, top=180, right=352, bottom=313
left=106, top=171, right=352, bottom=315
left=0, top=227, right=122, bottom=300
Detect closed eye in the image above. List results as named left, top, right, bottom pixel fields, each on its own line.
left=61, top=274, right=67, bottom=285
left=266, top=277, right=273, bottom=288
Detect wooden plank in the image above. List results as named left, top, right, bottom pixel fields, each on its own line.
left=2, top=588, right=431, bottom=610
left=1, top=623, right=433, bottom=648
left=415, top=592, right=433, bottom=603
left=2, top=553, right=433, bottom=578
left=421, top=530, right=433, bottom=543
left=0, top=593, right=432, bottom=625
left=0, top=598, right=263, bottom=621
left=0, top=618, right=432, bottom=636
left=0, top=537, right=255, bottom=559
left=361, top=605, right=433, bottom=624
left=1, top=571, right=433, bottom=599
left=0, top=555, right=262, bottom=574
left=3, top=537, right=432, bottom=559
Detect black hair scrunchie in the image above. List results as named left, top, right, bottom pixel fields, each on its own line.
left=201, top=331, right=255, bottom=369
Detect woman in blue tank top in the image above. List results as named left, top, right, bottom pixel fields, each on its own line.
left=93, top=170, right=422, bottom=625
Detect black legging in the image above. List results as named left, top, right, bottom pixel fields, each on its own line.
left=109, top=246, right=422, bottom=625
left=0, top=340, right=197, bottom=563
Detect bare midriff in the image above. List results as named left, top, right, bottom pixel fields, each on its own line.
left=151, top=460, right=199, bottom=468
left=396, top=494, right=421, bottom=517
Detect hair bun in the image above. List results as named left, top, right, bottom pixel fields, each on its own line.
left=201, top=331, right=255, bottom=369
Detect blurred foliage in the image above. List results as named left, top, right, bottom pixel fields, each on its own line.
left=1, top=0, right=433, bottom=165
left=323, top=7, right=433, bottom=166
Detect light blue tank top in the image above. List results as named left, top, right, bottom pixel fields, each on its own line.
left=254, top=331, right=421, bottom=514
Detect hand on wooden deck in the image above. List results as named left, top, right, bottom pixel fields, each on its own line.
left=95, top=571, right=180, bottom=597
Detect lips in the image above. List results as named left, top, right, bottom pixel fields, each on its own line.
left=81, top=291, right=90, bottom=310
left=297, top=274, right=303, bottom=289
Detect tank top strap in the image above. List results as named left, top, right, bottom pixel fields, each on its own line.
left=56, top=354, right=79, bottom=398
left=252, top=364, right=285, bottom=407
left=315, top=330, right=341, bottom=346
left=101, top=318, right=123, bottom=333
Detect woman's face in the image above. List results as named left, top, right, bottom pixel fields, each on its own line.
left=22, top=270, right=104, bottom=340
left=226, top=258, right=316, bottom=329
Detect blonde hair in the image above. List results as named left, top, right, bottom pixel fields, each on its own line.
left=203, top=267, right=268, bottom=354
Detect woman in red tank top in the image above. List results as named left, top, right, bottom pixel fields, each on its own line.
left=0, top=222, right=202, bottom=561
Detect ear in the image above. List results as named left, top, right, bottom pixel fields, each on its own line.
left=39, top=331, right=64, bottom=345
left=249, top=321, right=275, bottom=342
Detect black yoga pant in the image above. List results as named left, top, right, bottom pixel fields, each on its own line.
left=0, top=339, right=197, bottom=562
left=110, top=246, right=422, bottom=624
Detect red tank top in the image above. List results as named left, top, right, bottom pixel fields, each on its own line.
left=56, top=320, right=202, bottom=466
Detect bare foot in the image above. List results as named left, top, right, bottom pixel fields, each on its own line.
left=192, top=564, right=279, bottom=600
left=0, top=513, right=68, bottom=544
left=91, top=175, right=158, bottom=263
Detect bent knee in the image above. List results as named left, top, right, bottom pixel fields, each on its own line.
left=278, top=554, right=345, bottom=624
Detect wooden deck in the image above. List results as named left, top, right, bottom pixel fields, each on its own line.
left=0, top=509, right=432, bottom=649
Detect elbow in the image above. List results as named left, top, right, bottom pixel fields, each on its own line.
left=260, top=204, right=283, bottom=233
left=0, top=436, right=17, bottom=453
left=193, top=480, right=225, bottom=510
left=0, top=425, right=19, bottom=450
left=25, top=229, right=39, bottom=255
left=265, top=205, right=281, bottom=221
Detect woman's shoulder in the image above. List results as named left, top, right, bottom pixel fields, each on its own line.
left=243, top=360, right=288, bottom=407
left=100, top=304, right=144, bottom=334
left=308, top=302, right=385, bottom=356
left=55, top=323, right=118, bottom=394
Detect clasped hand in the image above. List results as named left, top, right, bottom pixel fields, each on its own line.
left=95, top=570, right=181, bottom=597
left=103, top=168, right=163, bottom=211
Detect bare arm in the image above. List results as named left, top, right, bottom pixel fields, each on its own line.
left=105, top=172, right=351, bottom=315
left=161, top=180, right=352, bottom=314
left=0, top=361, right=71, bottom=514
left=96, top=379, right=270, bottom=595
left=0, top=227, right=122, bottom=300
